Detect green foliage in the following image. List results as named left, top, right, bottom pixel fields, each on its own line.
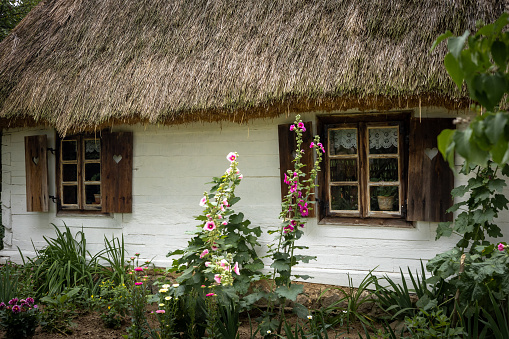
left=434, top=13, right=509, bottom=169
left=100, top=234, right=130, bottom=286
left=405, top=308, right=466, bottom=338
left=20, top=224, right=106, bottom=298
left=0, top=296, right=40, bottom=338
left=168, top=155, right=263, bottom=295
left=435, top=165, right=507, bottom=248
left=317, top=271, right=376, bottom=333
left=0, top=0, right=41, bottom=41
left=149, top=282, right=181, bottom=338
left=93, top=280, right=129, bottom=329
left=374, top=261, right=449, bottom=321
left=0, top=262, right=19, bottom=304
left=40, top=287, right=81, bottom=334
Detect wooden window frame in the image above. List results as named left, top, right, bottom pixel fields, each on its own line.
left=318, top=113, right=410, bottom=224
left=56, top=134, right=103, bottom=213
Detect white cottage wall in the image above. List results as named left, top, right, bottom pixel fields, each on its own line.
left=1, top=108, right=508, bottom=287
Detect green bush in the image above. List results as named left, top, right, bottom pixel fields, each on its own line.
left=20, top=224, right=105, bottom=297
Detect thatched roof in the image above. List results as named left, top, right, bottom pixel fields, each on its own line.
left=0, top=0, right=506, bottom=135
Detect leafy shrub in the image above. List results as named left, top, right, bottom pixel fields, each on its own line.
left=93, top=280, right=129, bottom=329
left=40, top=286, right=82, bottom=334
left=21, top=224, right=105, bottom=297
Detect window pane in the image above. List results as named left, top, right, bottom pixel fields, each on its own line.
left=369, top=158, right=398, bottom=182
left=331, top=186, right=358, bottom=211
left=62, top=185, right=78, bottom=205
left=85, top=163, right=101, bottom=181
left=369, top=127, right=398, bottom=154
left=370, top=186, right=399, bottom=211
left=85, top=185, right=101, bottom=205
left=329, top=129, right=357, bottom=155
left=330, top=159, right=357, bottom=182
left=62, top=140, right=77, bottom=160
left=62, top=164, right=77, bottom=182
left=85, top=139, right=101, bottom=160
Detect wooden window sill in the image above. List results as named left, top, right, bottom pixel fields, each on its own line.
left=318, top=217, right=414, bottom=228
left=56, top=210, right=111, bottom=217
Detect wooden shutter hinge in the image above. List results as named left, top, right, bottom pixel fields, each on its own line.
left=47, top=148, right=56, bottom=154
left=48, top=195, right=58, bottom=203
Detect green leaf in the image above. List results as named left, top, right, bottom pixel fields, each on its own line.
left=444, top=53, right=464, bottom=89
left=448, top=30, right=470, bottom=58
left=275, top=284, right=304, bottom=301
left=270, top=260, right=290, bottom=271
left=487, top=178, right=506, bottom=192
left=431, top=31, right=453, bottom=51
left=436, top=222, right=453, bottom=240
left=491, top=40, right=507, bottom=69
left=437, top=129, right=456, bottom=169
left=292, top=302, right=309, bottom=319
left=451, top=185, right=469, bottom=197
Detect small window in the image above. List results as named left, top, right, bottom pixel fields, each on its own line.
left=320, top=115, right=409, bottom=220
left=58, top=135, right=102, bottom=211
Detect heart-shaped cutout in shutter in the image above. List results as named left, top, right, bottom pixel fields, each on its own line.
left=32, top=156, right=39, bottom=165
left=113, top=154, right=122, bottom=164
left=425, top=147, right=439, bottom=160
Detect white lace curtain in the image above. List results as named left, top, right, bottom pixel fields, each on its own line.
left=85, top=140, right=100, bottom=153
left=332, top=128, right=398, bottom=150
left=369, top=128, right=398, bottom=149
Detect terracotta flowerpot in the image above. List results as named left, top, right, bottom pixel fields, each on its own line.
left=94, top=194, right=101, bottom=204
left=377, top=195, right=394, bottom=211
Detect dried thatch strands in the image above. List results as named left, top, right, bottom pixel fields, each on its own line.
left=0, top=0, right=505, bottom=135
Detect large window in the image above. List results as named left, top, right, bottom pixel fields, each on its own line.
left=327, top=122, right=405, bottom=218
left=58, top=135, right=102, bottom=211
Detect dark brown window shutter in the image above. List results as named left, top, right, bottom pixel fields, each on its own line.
left=25, top=135, right=49, bottom=212
left=101, top=131, right=133, bottom=213
left=407, top=118, right=454, bottom=222
left=278, top=121, right=315, bottom=218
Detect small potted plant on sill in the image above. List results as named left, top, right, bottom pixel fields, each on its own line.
left=376, top=186, right=396, bottom=211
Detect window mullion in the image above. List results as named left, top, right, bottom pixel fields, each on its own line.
left=358, top=122, right=368, bottom=218
left=78, top=136, right=84, bottom=210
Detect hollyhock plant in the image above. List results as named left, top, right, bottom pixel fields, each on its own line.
left=498, top=243, right=506, bottom=251
left=263, top=114, right=323, bottom=333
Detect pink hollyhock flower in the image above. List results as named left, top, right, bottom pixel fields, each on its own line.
left=290, top=125, right=295, bottom=131
left=226, top=167, right=232, bottom=174
left=217, top=214, right=222, bottom=219
left=233, top=262, right=240, bottom=275
left=310, top=142, right=315, bottom=148
left=284, top=173, right=290, bottom=185
left=199, top=196, right=207, bottom=206
left=236, top=169, right=240, bottom=174
left=222, top=198, right=228, bottom=206
left=227, top=152, right=237, bottom=162
left=134, top=267, right=143, bottom=272
left=317, top=142, right=325, bottom=153
left=498, top=243, right=505, bottom=251
left=299, top=223, right=305, bottom=228
left=211, top=244, right=218, bottom=251
left=205, top=261, right=211, bottom=267
left=220, top=205, right=225, bottom=212
left=214, top=274, right=222, bottom=284
left=200, top=249, right=209, bottom=259
left=206, top=293, right=215, bottom=297
left=156, top=310, right=165, bottom=314
left=301, top=207, right=309, bottom=217
left=290, top=220, right=297, bottom=227
left=294, top=172, right=298, bottom=177
left=298, top=191, right=302, bottom=198
left=135, top=282, right=143, bottom=286
left=204, top=221, right=216, bottom=231
left=222, top=221, right=228, bottom=225
left=238, top=174, right=243, bottom=179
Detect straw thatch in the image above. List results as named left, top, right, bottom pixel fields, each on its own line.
left=0, top=0, right=506, bottom=135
